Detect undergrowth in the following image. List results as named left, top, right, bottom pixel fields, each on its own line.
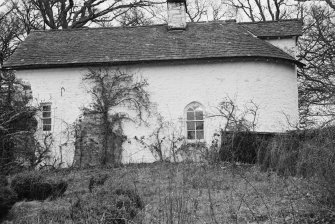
left=2, top=126, right=335, bottom=223
left=2, top=162, right=333, bottom=224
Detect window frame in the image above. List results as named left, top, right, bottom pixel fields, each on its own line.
left=41, top=102, right=52, bottom=132
left=184, top=102, right=205, bottom=142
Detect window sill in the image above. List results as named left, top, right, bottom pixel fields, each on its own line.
left=186, top=139, right=206, bottom=144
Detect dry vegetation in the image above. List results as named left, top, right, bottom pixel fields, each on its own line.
left=2, top=161, right=334, bottom=224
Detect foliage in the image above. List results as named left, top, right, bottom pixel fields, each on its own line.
left=82, top=67, right=151, bottom=166
left=88, top=173, right=109, bottom=192
left=71, top=187, right=144, bottom=224
left=211, top=96, right=259, bottom=132
left=0, top=175, right=8, bottom=187
left=2, top=163, right=334, bottom=223
left=259, top=132, right=300, bottom=175
left=259, top=127, right=335, bottom=206
left=0, top=186, right=18, bottom=219
left=11, top=171, right=67, bottom=201
left=220, top=131, right=273, bottom=164
left=0, top=3, right=49, bottom=173
left=0, top=70, right=39, bottom=174
left=207, top=97, right=261, bottom=164
left=135, top=115, right=185, bottom=162
left=135, top=116, right=167, bottom=162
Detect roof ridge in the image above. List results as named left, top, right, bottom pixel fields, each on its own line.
left=30, top=23, right=168, bottom=33
left=5, top=19, right=303, bottom=69
left=28, top=19, right=301, bottom=33
left=239, top=19, right=302, bottom=25
left=29, top=19, right=239, bottom=33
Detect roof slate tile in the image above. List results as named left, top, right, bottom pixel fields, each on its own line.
left=4, top=20, right=302, bottom=69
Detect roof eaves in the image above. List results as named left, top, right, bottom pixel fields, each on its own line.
left=2, top=56, right=304, bottom=70
left=257, top=35, right=301, bottom=39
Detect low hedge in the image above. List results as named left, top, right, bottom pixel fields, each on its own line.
left=11, top=171, right=67, bottom=201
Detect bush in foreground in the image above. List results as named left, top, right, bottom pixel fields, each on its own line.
left=11, top=171, right=67, bottom=201
left=0, top=186, right=18, bottom=219
left=72, top=187, right=144, bottom=224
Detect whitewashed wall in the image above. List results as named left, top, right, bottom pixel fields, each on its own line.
left=15, top=60, right=298, bottom=164
left=265, top=37, right=297, bottom=58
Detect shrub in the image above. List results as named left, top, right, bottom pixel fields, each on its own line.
left=259, top=133, right=300, bottom=176
left=0, top=175, right=8, bottom=187
left=0, top=186, right=18, bottom=219
left=72, top=187, right=144, bottom=223
left=114, top=188, right=144, bottom=209
left=51, top=181, right=68, bottom=199
left=11, top=172, right=43, bottom=200
left=259, top=127, right=335, bottom=206
left=88, top=174, right=109, bottom=192
left=11, top=171, right=67, bottom=201
left=219, top=131, right=273, bottom=164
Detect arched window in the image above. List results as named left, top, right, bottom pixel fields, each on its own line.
left=186, top=103, right=204, bottom=140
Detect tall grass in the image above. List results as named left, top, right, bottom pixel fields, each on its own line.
left=259, top=127, right=335, bottom=208
left=5, top=162, right=324, bottom=224
left=4, top=123, right=335, bottom=224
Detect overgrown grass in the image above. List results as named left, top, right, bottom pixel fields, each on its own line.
left=259, top=127, right=335, bottom=209
left=3, top=162, right=334, bottom=223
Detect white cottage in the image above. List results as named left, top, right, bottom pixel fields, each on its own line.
left=4, top=0, right=303, bottom=165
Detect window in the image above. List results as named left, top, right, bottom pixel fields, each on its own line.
left=186, top=103, right=204, bottom=140
left=41, top=103, right=52, bottom=131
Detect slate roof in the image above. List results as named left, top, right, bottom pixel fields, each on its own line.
left=241, top=19, right=303, bottom=38
left=3, top=19, right=303, bottom=69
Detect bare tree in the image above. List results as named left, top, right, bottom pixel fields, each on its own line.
left=298, top=5, right=335, bottom=127
left=325, top=0, right=335, bottom=10
left=28, top=0, right=162, bottom=29
left=148, top=0, right=229, bottom=24
left=82, top=67, right=151, bottom=166
left=208, top=97, right=260, bottom=163
left=226, top=0, right=300, bottom=21
left=136, top=115, right=166, bottom=161
left=185, top=0, right=230, bottom=22
left=11, top=0, right=44, bottom=34
left=186, top=0, right=208, bottom=22
left=0, top=3, right=25, bottom=66
left=209, top=96, right=259, bottom=132
left=116, top=7, right=153, bottom=26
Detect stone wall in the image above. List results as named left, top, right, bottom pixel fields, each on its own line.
left=73, top=114, right=124, bottom=167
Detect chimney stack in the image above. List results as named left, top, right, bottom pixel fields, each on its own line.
left=167, top=0, right=187, bottom=30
